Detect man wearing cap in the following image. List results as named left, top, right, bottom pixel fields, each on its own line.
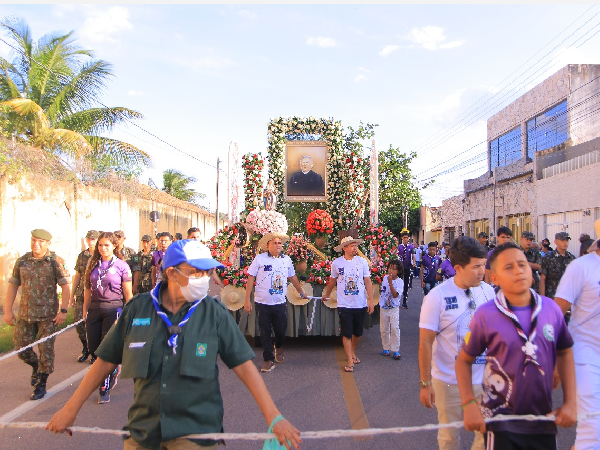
left=70, top=230, right=99, bottom=363
left=114, top=230, right=137, bottom=271
left=397, top=231, right=415, bottom=309
left=476, top=232, right=490, bottom=252
left=132, top=235, right=154, bottom=295
left=519, top=231, right=542, bottom=292
left=579, top=233, right=595, bottom=257
left=151, top=232, right=173, bottom=287
left=244, top=233, right=307, bottom=372
left=539, top=232, right=576, bottom=300
left=47, top=239, right=302, bottom=450
left=322, top=236, right=374, bottom=373
left=553, top=218, right=600, bottom=450
left=4, top=229, right=71, bottom=400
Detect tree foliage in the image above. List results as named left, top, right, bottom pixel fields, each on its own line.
left=162, top=169, right=205, bottom=204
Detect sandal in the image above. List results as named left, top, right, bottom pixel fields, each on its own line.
left=353, top=357, right=361, bottom=364
left=344, top=365, right=354, bottom=372
left=381, top=350, right=390, bottom=356
left=393, top=352, right=401, bottom=360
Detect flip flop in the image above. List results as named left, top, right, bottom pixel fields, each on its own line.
left=344, top=365, right=354, bottom=372
left=353, top=357, right=361, bottom=364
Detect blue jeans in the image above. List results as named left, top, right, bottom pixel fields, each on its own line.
left=423, top=281, right=437, bottom=296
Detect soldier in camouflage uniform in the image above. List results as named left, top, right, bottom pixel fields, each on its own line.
left=131, top=234, right=154, bottom=295
left=520, top=231, right=542, bottom=292
left=114, top=230, right=137, bottom=270
left=4, top=229, right=70, bottom=400
left=540, top=232, right=577, bottom=299
left=70, top=230, right=98, bottom=362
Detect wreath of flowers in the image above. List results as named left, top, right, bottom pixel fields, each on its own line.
left=307, top=260, right=332, bottom=285
left=285, top=235, right=311, bottom=264
left=306, top=209, right=334, bottom=237
left=208, top=224, right=239, bottom=263
left=218, top=264, right=249, bottom=288
left=370, top=260, right=386, bottom=285
left=364, top=225, right=399, bottom=263
left=245, top=209, right=288, bottom=236
left=242, top=153, right=264, bottom=213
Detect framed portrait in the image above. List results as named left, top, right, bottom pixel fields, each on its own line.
left=284, top=141, right=328, bottom=202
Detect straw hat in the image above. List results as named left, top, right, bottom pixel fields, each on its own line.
left=287, top=282, right=313, bottom=306
left=258, top=232, right=290, bottom=252
left=587, top=218, right=600, bottom=253
left=372, top=283, right=381, bottom=305
left=334, top=235, right=364, bottom=253
left=323, top=287, right=338, bottom=308
left=220, top=285, right=246, bottom=311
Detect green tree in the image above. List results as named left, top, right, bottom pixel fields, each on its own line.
left=0, top=17, right=150, bottom=167
left=162, top=169, right=205, bottom=204
left=378, top=147, right=424, bottom=236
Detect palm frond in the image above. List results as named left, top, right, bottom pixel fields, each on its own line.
left=56, top=107, right=143, bottom=135
left=1, top=97, right=49, bottom=128
left=84, top=135, right=152, bottom=167
left=0, top=17, right=33, bottom=79
left=45, top=127, right=94, bottom=157
left=0, top=57, right=23, bottom=100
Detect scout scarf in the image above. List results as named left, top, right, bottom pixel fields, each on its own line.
left=95, top=257, right=116, bottom=294
left=150, top=282, right=202, bottom=354
left=494, top=289, right=544, bottom=376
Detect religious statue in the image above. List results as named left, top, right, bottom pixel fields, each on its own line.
left=263, top=178, right=277, bottom=211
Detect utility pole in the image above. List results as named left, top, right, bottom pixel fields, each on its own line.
left=215, top=157, right=220, bottom=234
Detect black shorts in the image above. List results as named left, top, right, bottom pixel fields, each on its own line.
left=485, top=431, right=556, bottom=450
left=337, top=307, right=367, bottom=338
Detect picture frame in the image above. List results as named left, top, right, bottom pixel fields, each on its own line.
left=284, top=141, right=328, bottom=202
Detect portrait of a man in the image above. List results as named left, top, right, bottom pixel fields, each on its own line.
left=285, top=141, right=327, bottom=202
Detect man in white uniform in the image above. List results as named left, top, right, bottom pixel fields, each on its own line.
left=554, top=218, right=600, bottom=450
left=418, top=236, right=494, bottom=450
left=322, top=236, right=374, bottom=373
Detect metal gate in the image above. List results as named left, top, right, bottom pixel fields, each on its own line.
left=545, top=211, right=582, bottom=256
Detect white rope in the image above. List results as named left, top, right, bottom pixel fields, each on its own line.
left=306, top=297, right=320, bottom=333
left=3, top=412, right=599, bottom=441
left=0, top=319, right=84, bottom=363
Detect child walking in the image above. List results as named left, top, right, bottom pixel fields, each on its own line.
left=455, top=242, right=577, bottom=450
left=379, top=259, right=404, bottom=360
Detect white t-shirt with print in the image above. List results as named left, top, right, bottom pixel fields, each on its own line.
left=419, top=278, right=495, bottom=384
left=331, top=256, right=370, bottom=309
left=248, top=252, right=295, bottom=305
left=554, top=251, right=600, bottom=367
left=379, top=274, right=404, bottom=308
left=415, top=247, right=423, bottom=263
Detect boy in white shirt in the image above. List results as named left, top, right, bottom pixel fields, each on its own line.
left=379, top=259, right=404, bottom=360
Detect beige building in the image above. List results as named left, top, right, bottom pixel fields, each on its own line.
left=419, top=205, right=443, bottom=245
left=440, top=64, right=600, bottom=254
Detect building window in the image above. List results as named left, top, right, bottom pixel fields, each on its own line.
left=490, top=126, right=522, bottom=171
left=527, top=100, right=568, bottom=157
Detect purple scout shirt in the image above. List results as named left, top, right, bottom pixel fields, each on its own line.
left=437, top=258, right=456, bottom=280
left=151, top=250, right=166, bottom=284
left=485, top=249, right=494, bottom=270
left=462, top=292, right=573, bottom=435
left=397, top=243, right=415, bottom=269
left=89, top=257, right=132, bottom=308
left=421, top=253, right=441, bottom=282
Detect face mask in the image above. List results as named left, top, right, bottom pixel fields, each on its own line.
left=176, top=269, right=210, bottom=302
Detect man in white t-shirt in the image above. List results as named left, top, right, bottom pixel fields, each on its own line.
left=554, top=219, right=600, bottom=450
left=418, top=236, right=494, bottom=450
left=414, top=245, right=423, bottom=278
left=244, top=232, right=307, bottom=373
left=322, top=236, right=374, bottom=373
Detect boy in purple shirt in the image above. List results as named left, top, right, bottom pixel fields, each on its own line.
left=456, top=242, right=577, bottom=450
left=397, top=232, right=415, bottom=308
left=420, top=242, right=441, bottom=296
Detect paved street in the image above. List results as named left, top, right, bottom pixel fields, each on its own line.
left=0, top=286, right=576, bottom=450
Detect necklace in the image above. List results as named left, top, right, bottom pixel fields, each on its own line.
left=95, top=257, right=115, bottom=293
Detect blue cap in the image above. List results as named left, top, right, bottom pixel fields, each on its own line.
left=162, top=239, right=225, bottom=271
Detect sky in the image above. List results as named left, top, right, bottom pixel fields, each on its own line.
left=2, top=3, right=600, bottom=212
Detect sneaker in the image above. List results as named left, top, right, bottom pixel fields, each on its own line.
left=274, top=347, right=284, bottom=363
left=97, top=389, right=110, bottom=404
left=90, top=355, right=97, bottom=365
left=402, top=303, right=408, bottom=309
left=393, top=352, right=401, bottom=360
left=260, top=361, right=275, bottom=372
left=381, top=350, right=390, bottom=356
left=108, top=365, right=121, bottom=390
left=77, top=348, right=90, bottom=363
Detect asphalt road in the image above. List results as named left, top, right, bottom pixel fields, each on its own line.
left=0, top=285, right=576, bottom=450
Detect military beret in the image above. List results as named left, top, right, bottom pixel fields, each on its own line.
left=555, top=232, right=571, bottom=240
left=477, top=232, right=488, bottom=238
left=141, top=234, right=152, bottom=241
left=521, top=231, right=535, bottom=239
left=31, top=229, right=52, bottom=240
left=86, top=230, right=99, bottom=239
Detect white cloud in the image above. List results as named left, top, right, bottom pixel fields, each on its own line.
left=238, top=10, right=257, bottom=20
left=358, top=66, right=370, bottom=73
left=379, top=45, right=399, bottom=57
left=127, top=90, right=145, bottom=96
left=306, top=36, right=336, bottom=48
left=78, top=6, right=133, bottom=45
left=407, top=26, right=464, bottom=51
left=354, top=74, right=367, bottom=83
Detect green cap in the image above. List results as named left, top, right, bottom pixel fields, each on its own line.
left=141, top=234, right=152, bottom=241
left=31, top=229, right=52, bottom=241
left=86, top=230, right=100, bottom=239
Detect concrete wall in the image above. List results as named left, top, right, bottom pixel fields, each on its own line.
left=0, top=173, right=225, bottom=306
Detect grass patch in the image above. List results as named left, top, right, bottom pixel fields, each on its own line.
left=0, top=307, right=76, bottom=354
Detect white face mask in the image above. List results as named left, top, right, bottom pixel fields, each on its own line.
left=176, top=269, right=210, bottom=302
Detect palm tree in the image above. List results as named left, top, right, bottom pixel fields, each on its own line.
left=162, top=169, right=205, bottom=203
left=0, top=17, right=151, bottom=166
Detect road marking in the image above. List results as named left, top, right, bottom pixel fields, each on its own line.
left=0, top=367, right=89, bottom=424
left=335, top=344, right=372, bottom=441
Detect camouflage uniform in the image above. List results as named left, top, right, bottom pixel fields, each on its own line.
left=9, top=251, right=70, bottom=374
left=523, top=247, right=543, bottom=292
left=118, top=246, right=137, bottom=270
left=132, top=250, right=153, bottom=294
left=73, top=249, right=93, bottom=346
left=540, top=250, right=576, bottom=299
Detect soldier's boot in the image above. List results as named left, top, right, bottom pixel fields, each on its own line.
left=28, top=361, right=39, bottom=386
left=30, top=373, right=48, bottom=400
left=77, top=345, right=90, bottom=363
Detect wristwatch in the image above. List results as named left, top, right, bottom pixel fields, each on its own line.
left=419, top=380, right=432, bottom=389
left=60, top=308, right=68, bottom=314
